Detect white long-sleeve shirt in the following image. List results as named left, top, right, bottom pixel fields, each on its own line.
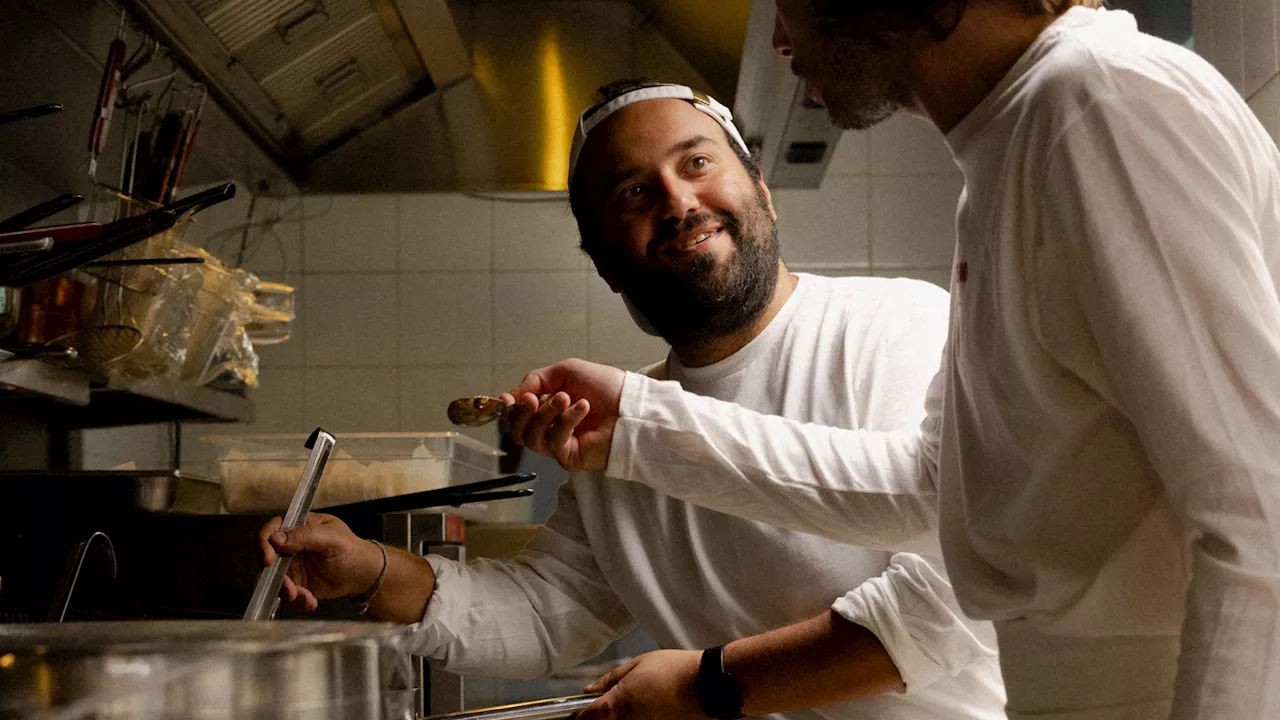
left=411, top=274, right=1006, bottom=720
left=601, top=8, right=1280, bottom=720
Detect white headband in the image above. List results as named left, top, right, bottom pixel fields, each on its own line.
left=567, top=84, right=751, bottom=186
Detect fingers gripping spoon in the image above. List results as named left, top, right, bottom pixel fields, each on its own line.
left=243, top=428, right=336, bottom=621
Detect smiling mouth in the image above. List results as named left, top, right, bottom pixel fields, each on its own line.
left=671, top=226, right=723, bottom=253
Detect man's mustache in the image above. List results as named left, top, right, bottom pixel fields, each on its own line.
left=652, top=210, right=737, bottom=250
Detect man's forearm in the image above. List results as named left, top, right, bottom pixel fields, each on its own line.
left=724, top=610, right=903, bottom=715
left=366, top=546, right=437, bottom=624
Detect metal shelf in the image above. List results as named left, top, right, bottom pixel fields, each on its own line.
left=0, top=360, right=90, bottom=405
left=0, top=359, right=252, bottom=427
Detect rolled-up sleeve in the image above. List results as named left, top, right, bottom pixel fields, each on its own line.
left=832, top=553, right=997, bottom=693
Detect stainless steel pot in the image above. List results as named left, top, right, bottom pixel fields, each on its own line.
left=0, top=621, right=415, bottom=720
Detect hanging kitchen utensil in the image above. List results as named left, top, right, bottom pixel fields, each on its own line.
left=139, top=111, right=183, bottom=203
left=244, top=428, right=338, bottom=621
left=0, top=103, right=62, bottom=127
left=46, top=273, right=143, bottom=370
left=318, top=472, right=537, bottom=517
left=83, top=256, right=204, bottom=268
left=87, top=15, right=127, bottom=180
left=0, top=237, right=53, bottom=254
left=0, top=194, right=84, bottom=232
left=0, top=222, right=102, bottom=247
left=166, top=85, right=206, bottom=202
left=0, top=182, right=235, bottom=286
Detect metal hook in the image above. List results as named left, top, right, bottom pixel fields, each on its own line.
left=46, top=531, right=117, bottom=622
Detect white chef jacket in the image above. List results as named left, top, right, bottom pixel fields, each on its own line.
left=601, top=8, right=1280, bottom=720
left=411, top=274, right=1006, bottom=720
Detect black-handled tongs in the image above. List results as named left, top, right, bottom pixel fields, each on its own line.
left=320, top=473, right=537, bottom=518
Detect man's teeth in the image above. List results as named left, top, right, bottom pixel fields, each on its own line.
left=682, top=230, right=715, bottom=248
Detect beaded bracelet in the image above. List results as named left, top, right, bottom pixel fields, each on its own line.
left=355, top=539, right=389, bottom=616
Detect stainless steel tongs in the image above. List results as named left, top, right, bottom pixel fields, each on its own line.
left=243, top=428, right=336, bottom=620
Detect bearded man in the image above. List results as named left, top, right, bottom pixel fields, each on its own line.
left=258, top=81, right=1006, bottom=720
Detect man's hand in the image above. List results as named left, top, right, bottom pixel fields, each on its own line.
left=501, top=358, right=626, bottom=473
left=258, top=513, right=383, bottom=611
left=577, top=649, right=705, bottom=720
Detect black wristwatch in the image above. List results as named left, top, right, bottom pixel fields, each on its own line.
left=695, top=646, right=744, bottom=720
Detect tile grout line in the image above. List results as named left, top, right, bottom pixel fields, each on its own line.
left=395, top=194, right=403, bottom=431
left=490, top=197, right=499, bottom=390
left=866, top=169, right=875, bottom=276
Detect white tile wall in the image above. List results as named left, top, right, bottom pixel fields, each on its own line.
left=399, top=193, right=492, bottom=271
left=303, top=195, right=398, bottom=272
left=304, top=367, right=401, bottom=432
left=1198, top=0, right=1280, bottom=139
left=249, top=367, right=306, bottom=432
left=1243, top=0, right=1279, bottom=96
left=493, top=199, right=587, bottom=271
left=1250, top=73, right=1280, bottom=144
left=493, top=271, right=589, bottom=366
left=1192, top=0, right=1214, bottom=64
left=772, top=176, right=871, bottom=267
left=1212, top=0, right=1246, bottom=91
left=869, top=114, right=960, bottom=176
left=303, top=273, right=399, bottom=367
left=826, top=132, right=869, bottom=177
left=399, top=273, right=493, bottom=365
left=870, top=175, right=965, bottom=267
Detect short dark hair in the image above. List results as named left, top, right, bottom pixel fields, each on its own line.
left=569, top=78, right=762, bottom=260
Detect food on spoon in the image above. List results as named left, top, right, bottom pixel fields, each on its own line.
left=447, top=395, right=506, bottom=427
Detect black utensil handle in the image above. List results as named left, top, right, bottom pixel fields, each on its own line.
left=0, top=103, right=63, bottom=127
left=443, top=489, right=535, bottom=506
left=83, top=256, right=205, bottom=268
left=0, top=194, right=84, bottom=232
left=318, top=473, right=537, bottom=516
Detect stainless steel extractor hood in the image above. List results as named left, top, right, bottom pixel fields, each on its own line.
left=121, top=0, right=755, bottom=193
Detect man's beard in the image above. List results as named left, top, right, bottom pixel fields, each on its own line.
left=615, top=186, right=781, bottom=349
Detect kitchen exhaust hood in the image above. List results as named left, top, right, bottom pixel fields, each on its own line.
left=121, top=0, right=754, bottom=193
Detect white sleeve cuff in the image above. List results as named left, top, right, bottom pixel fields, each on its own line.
left=605, top=371, right=652, bottom=481
left=403, top=554, right=470, bottom=659
left=831, top=553, right=997, bottom=694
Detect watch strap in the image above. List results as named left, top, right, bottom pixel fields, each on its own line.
left=696, top=646, right=744, bottom=720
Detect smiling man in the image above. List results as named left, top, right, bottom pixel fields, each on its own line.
left=259, top=81, right=1005, bottom=720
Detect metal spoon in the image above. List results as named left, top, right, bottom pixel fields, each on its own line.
left=447, top=395, right=507, bottom=427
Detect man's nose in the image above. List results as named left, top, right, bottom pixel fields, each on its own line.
left=773, top=13, right=793, bottom=57
left=658, top=175, right=699, bottom=221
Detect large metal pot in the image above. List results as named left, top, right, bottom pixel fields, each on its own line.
left=0, top=621, right=415, bottom=720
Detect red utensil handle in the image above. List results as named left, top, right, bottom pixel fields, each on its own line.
left=88, top=39, right=126, bottom=155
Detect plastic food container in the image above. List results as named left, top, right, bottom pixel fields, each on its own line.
left=205, top=432, right=502, bottom=513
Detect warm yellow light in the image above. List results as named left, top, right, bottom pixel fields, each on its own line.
left=538, top=24, right=570, bottom=190
left=473, top=42, right=497, bottom=95
left=0, top=653, right=14, bottom=669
